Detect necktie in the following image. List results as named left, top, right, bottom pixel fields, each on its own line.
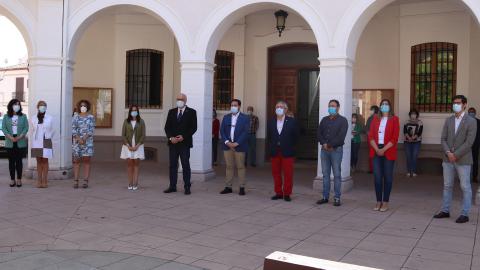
left=177, top=110, right=183, bottom=121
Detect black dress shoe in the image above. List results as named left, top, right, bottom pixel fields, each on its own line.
left=220, top=187, right=233, bottom=194
left=163, top=187, right=177, bottom=193
left=284, top=196, right=291, bottom=202
left=271, top=195, right=283, bottom=200
left=316, top=198, right=329, bottom=205
left=433, top=212, right=450, bottom=219
left=239, top=187, right=246, bottom=196
left=333, top=198, right=341, bottom=207
left=9, top=181, right=15, bottom=187
left=455, top=215, right=469, bottom=223
left=184, top=188, right=191, bottom=195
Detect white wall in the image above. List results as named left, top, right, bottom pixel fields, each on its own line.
left=354, top=1, right=480, bottom=144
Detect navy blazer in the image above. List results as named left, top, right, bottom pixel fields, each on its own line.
left=267, top=116, right=300, bottom=158
left=164, top=106, right=197, bottom=148
left=220, top=113, right=250, bottom=152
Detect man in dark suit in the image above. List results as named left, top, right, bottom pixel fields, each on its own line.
left=468, top=107, right=480, bottom=182
left=220, top=99, right=250, bottom=195
left=164, top=93, right=197, bottom=195
left=268, top=101, right=300, bottom=202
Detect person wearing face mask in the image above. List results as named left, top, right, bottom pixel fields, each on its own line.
left=368, top=99, right=399, bottom=212
left=351, top=113, right=362, bottom=173
left=72, top=100, right=96, bottom=189
left=31, top=100, right=54, bottom=188
left=366, top=105, right=380, bottom=173
left=121, top=105, right=146, bottom=190
left=316, top=100, right=348, bottom=207
left=434, top=95, right=477, bottom=224
left=164, top=93, right=197, bottom=195
left=212, top=109, right=220, bottom=166
left=245, top=106, right=259, bottom=167
left=467, top=107, right=480, bottom=182
left=404, top=109, right=423, bottom=178
left=2, top=99, right=28, bottom=187
left=220, top=99, right=250, bottom=195
left=268, top=101, right=300, bottom=201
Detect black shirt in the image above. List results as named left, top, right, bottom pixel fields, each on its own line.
left=317, top=115, right=348, bottom=148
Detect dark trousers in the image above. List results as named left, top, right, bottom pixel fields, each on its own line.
left=351, top=142, right=361, bottom=168
left=212, top=138, right=218, bottom=164
left=405, top=142, right=421, bottom=174
left=373, top=155, right=395, bottom=202
left=473, top=146, right=479, bottom=179
left=169, top=145, right=191, bottom=189
left=245, top=133, right=257, bottom=166
left=7, top=142, right=25, bottom=180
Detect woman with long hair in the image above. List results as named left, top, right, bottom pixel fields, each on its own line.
left=72, top=100, right=96, bottom=188
left=31, top=100, right=54, bottom=188
left=2, top=99, right=28, bottom=187
left=120, top=105, right=146, bottom=190
left=368, top=99, right=400, bottom=212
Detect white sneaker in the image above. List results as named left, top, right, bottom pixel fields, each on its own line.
left=132, top=186, right=138, bottom=191
left=406, top=173, right=411, bottom=177
left=128, top=186, right=133, bottom=190
left=412, top=173, right=417, bottom=177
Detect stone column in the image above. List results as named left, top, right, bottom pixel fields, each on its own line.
left=313, top=58, right=354, bottom=193
left=179, top=61, right=216, bottom=181
left=26, top=0, right=72, bottom=179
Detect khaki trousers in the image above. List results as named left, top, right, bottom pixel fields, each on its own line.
left=224, top=149, right=246, bottom=188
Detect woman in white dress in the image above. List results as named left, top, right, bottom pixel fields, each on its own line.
left=121, top=105, right=146, bottom=190
left=31, top=100, right=54, bottom=188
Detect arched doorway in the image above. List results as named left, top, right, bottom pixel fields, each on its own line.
left=268, top=43, right=319, bottom=160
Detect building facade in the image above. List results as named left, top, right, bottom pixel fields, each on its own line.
left=0, top=63, right=28, bottom=116
left=1, top=0, right=480, bottom=190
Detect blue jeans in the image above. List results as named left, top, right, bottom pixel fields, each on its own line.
left=373, top=155, right=395, bottom=202
left=321, top=146, right=343, bottom=199
left=246, top=134, right=257, bottom=166
left=405, top=142, right=421, bottom=174
left=441, top=162, right=472, bottom=216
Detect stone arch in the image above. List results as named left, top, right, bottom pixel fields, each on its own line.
left=0, top=0, right=36, bottom=56
left=195, top=0, right=330, bottom=63
left=67, top=0, right=190, bottom=60
left=337, top=0, right=480, bottom=60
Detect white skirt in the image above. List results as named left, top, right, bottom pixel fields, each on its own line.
left=120, top=144, right=145, bottom=160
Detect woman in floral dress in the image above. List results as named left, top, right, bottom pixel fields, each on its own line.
left=72, top=100, right=95, bottom=188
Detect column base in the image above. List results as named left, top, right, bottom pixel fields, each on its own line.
left=313, top=176, right=353, bottom=193
left=25, top=168, right=73, bottom=180
left=476, top=187, right=480, bottom=205
left=178, top=169, right=216, bottom=182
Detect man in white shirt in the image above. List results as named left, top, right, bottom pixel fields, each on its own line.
left=434, top=95, right=477, bottom=223
left=219, top=99, right=250, bottom=195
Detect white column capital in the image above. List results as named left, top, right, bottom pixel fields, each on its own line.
left=29, top=57, right=63, bottom=68
left=319, top=58, right=355, bottom=69
left=180, top=61, right=215, bottom=72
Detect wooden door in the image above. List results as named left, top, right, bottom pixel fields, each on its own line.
left=268, top=69, right=297, bottom=118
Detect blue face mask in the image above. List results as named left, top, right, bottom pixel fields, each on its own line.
left=469, top=112, right=476, bottom=118
left=130, top=111, right=138, bottom=118
left=38, top=106, right=47, bottom=113
left=453, top=104, right=462, bottom=113
left=328, top=107, right=337, bottom=115
left=380, top=105, right=390, bottom=113
left=231, top=106, right=239, bottom=114
left=275, top=108, right=285, bottom=116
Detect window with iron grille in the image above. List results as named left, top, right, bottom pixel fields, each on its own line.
left=411, top=42, right=457, bottom=112
left=125, top=49, right=163, bottom=109
left=214, top=50, right=234, bottom=110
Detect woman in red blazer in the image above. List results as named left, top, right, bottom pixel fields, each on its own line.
left=368, top=99, right=400, bottom=212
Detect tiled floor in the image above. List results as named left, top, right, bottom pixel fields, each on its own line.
left=0, top=160, right=478, bottom=270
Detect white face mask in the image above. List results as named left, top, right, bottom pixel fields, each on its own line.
left=176, top=100, right=185, bottom=108
left=38, top=106, right=47, bottom=113
left=275, top=108, right=285, bottom=116
left=80, top=106, right=88, bottom=113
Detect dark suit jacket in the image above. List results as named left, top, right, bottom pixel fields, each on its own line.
left=220, top=113, right=250, bottom=152
left=473, top=117, right=480, bottom=149
left=267, top=116, right=300, bottom=157
left=164, top=106, right=197, bottom=148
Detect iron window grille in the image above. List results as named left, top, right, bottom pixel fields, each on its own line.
left=214, top=50, right=235, bottom=110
